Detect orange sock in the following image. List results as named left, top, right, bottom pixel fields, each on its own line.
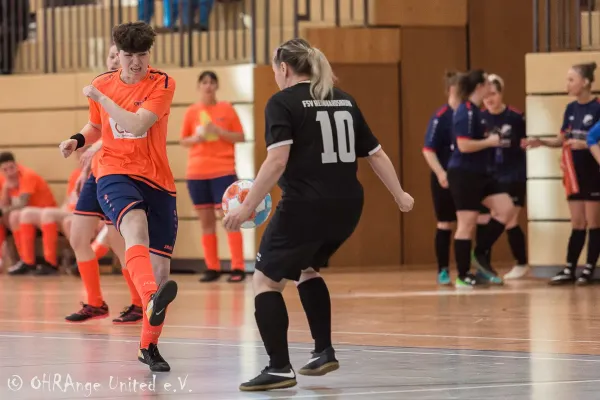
left=227, top=231, right=244, bottom=271
left=92, top=241, right=110, bottom=259
left=202, top=233, right=220, bottom=271
left=78, top=258, right=104, bottom=307
left=122, top=268, right=143, bottom=307
left=20, top=223, right=36, bottom=265
left=140, top=313, right=164, bottom=349
left=125, top=245, right=157, bottom=307
left=12, top=228, right=21, bottom=258
left=41, top=223, right=58, bottom=267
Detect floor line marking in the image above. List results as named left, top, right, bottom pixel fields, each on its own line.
left=0, top=333, right=599, bottom=364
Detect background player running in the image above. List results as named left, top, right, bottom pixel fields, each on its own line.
left=524, top=62, right=600, bottom=285
left=180, top=70, right=246, bottom=283
left=481, top=74, right=528, bottom=280
left=446, top=70, right=515, bottom=288
left=62, top=43, right=142, bottom=325
left=422, top=71, right=461, bottom=285
left=59, top=22, right=178, bottom=372
left=223, top=38, right=414, bottom=392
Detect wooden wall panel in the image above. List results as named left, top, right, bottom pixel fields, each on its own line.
left=526, top=96, right=571, bottom=136
left=468, top=0, right=533, bottom=111
left=526, top=52, right=600, bottom=94
left=399, top=27, right=467, bottom=265
left=369, top=0, right=468, bottom=27
left=529, top=222, right=585, bottom=266
left=330, top=64, right=402, bottom=267
left=527, top=180, right=570, bottom=221
left=304, top=28, right=401, bottom=64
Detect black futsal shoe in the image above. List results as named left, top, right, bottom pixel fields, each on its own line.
left=298, top=346, right=339, bottom=376
left=239, top=365, right=297, bottom=392
left=549, top=267, right=576, bottom=285
left=138, top=343, right=170, bottom=372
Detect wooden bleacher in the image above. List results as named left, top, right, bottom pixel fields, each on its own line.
left=16, top=0, right=366, bottom=73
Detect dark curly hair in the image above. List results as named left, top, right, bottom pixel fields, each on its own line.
left=112, top=22, right=156, bottom=53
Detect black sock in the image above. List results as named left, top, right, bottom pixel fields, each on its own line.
left=586, top=228, right=600, bottom=268
left=507, top=226, right=527, bottom=265
left=566, top=229, right=586, bottom=270
left=435, top=229, right=452, bottom=272
left=476, top=223, right=492, bottom=263
left=454, top=239, right=471, bottom=279
left=475, top=219, right=505, bottom=256
left=297, top=277, right=332, bottom=353
left=254, top=291, right=290, bottom=369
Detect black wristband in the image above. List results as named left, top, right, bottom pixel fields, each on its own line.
left=70, top=133, right=86, bottom=149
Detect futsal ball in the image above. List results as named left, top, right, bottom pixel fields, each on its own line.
left=222, top=179, right=272, bottom=229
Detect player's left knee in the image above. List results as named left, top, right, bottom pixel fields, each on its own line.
left=253, top=270, right=285, bottom=294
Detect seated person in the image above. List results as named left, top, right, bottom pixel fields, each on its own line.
left=14, top=161, right=82, bottom=275
left=0, top=152, right=57, bottom=274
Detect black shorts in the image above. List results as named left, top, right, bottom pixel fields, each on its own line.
left=480, top=181, right=526, bottom=213
left=255, top=198, right=363, bottom=282
left=567, top=175, right=600, bottom=201
left=430, top=174, right=456, bottom=222
left=447, top=169, right=505, bottom=211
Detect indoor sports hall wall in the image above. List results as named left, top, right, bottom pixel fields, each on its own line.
left=264, top=0, right=531, bottom=266
left=525, top=51, right=600, bottom=270
left=0, top=65, right=255, bottom=269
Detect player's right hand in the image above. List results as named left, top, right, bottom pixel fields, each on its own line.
left=59, top=139, right=78, bottom=158
left=487, top=133, right=501, bottom=147
left=397, top=192, right=414, bottom=212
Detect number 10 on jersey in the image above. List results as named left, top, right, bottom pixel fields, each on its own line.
left=316, top=110, right=356, bottom=164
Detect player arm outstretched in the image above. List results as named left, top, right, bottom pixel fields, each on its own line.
left=367, top=149, right=414, bottom=212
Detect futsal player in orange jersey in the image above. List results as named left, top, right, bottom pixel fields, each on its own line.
left=13, top=156, right=82, bottom=275
left=180, top=71, right=246, bottom=283
left=60, top=43, right=144, bottom=326
left=0, top=152, right=57, bottom=274
left=59, top=22, right=178, bottom=372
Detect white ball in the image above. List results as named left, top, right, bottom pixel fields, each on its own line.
left=222, top=179, right=272, bottom=229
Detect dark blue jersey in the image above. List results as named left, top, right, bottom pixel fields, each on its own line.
left=562, top=99, right=600, bottom=176
left=448, top=101, right=492, bottom=172
left=481, top=106, right=526, bottom=182
left=423, top=104, right=454, bottom=169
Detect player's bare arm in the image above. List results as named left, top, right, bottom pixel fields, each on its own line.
left=84, top=85, right=158, bottom=137
left=223, top=145, right=289, bottom=231
left=367, top=149, right=414, bottom=212
left=59, top=122, right=102, bottom=158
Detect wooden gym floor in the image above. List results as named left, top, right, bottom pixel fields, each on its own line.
left=1, top=267, right=600, bottom=399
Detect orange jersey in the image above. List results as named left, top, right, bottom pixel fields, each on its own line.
left=180, top=102, right=244, bottom=179
left=65, top=167, right=81, bottom=211
left=89, top=68, right=176, bottom=193
left=0, top=165, right=56, bottom=207
left=91, top=151, right=100, bottom=177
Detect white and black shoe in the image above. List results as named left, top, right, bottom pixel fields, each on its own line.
left=549, top=267, right=576, bottom=285
left=239, top=365, right=297, bottom=392
left=298, top=347, right=339, bottom=376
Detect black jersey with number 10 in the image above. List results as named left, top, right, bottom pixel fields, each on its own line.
left=264, top=82, right=381, bottom=200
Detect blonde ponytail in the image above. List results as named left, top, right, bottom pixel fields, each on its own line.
left=308, top=47, right=335, bottom=100
left=273, top=38, right=336, bottom=99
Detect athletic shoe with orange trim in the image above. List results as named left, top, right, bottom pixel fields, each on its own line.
left=112, top=304, right=143, bottom=324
